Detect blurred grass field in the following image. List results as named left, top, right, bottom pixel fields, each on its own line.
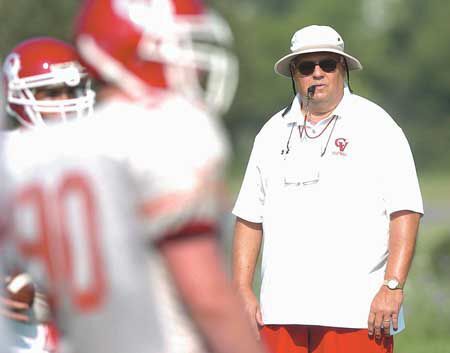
left=224, top=171, right=450, bottom=353
left=395, top=172, right=450, bottom=353
left=394, top=225, right=450, bottom=353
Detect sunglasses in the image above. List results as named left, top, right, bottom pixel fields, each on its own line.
left=294, top=58, right=339, bottom=76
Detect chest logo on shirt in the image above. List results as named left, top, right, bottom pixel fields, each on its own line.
left=333, top=138, right=349, bottom=156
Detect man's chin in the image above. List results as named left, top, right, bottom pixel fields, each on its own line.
left=311, top=94, right=328, bottom=103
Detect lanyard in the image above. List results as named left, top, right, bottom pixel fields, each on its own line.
left=282, top=114, right=339, bottom=157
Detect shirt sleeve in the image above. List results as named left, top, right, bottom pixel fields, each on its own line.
left=232, top=137, right=265, bottom=223
left=379, top=125, right=424, bottom=216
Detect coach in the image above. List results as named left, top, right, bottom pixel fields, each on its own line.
left=232, top=25, right=423, bottom=353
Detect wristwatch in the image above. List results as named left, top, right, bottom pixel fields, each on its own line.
left=383, top=278, right=403, bottom=290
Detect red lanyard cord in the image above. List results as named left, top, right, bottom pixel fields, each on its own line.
left=299, top=114, right=338, bottom=139
left=298, top=114, right=339, bottom=157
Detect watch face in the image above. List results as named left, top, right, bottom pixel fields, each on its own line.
left=388, top=279, right=399, bottom=289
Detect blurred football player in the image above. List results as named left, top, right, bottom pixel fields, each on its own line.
left=75, top=1, right=242, bottom=353
left=1, top=36, right=96, bottom=353
left=0, top=81, right=15, bottom=351
left=2, top=1, right=263, bottom=353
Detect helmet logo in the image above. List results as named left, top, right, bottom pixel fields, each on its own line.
left=50, top=62, right=83, bottom=86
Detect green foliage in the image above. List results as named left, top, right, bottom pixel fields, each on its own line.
left=420, top=172, right=450, bottom=202
left=212, top=0, right=450, bottom=174
left=0, top=0, right=79, bottom=57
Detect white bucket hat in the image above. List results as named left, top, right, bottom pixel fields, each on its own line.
left=274, top=25, right=362, bottom=77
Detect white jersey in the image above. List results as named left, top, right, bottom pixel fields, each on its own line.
left=3, top=93, right=228, bottom=353
left=0, top=135, right=14, bottom=352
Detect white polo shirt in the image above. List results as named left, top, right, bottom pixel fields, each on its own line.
left=233, top=88, right=424, bottom=328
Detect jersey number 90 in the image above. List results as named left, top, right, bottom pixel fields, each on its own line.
left=13, top=171, right=106, bottom=312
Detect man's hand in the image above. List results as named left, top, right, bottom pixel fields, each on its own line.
left=0, top=295, right=31, bottom=322
left=368, top=286, right=403, bottom=339
left=238, top=287, right=263, bottom=338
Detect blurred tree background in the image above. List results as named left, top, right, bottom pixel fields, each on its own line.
left=1, top=0, right=450, bottom=173
left=210, top=0, right=450, bottom=175
left=1, top=0, right=449, bottom=352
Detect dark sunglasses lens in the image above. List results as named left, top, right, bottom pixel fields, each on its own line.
left=297, top=59, right=338, bottom=75
left=297, top=61, right=315, bottom=75
left=319, top=59, right=338, bottom=72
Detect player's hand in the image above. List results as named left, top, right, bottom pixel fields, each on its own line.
left=368, top=286, right=403, bottom=339
left=0, top=295, right=31, bottom=322
left=237, top=287, right=263, bottom=339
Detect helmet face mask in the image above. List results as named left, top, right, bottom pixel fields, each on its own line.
left=76, top=0, right=237, bottom=115
left=2, top=38, right=95, bottom=129
left=154, top=10, right=238, bottom=115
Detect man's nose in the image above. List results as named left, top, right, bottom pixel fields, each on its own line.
left=312, top=64, right=325, bottom=77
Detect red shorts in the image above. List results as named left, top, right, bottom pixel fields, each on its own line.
left=260, top=325, right=393, bottom=353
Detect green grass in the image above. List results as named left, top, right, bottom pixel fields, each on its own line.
left=394, top=224, right=450, bottom=353
left=396, top=337, right=450, bottom=353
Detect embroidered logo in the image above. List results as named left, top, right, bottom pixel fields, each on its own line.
left=333, top=138, right=349, bottom=156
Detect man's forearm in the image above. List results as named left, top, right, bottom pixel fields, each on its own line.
left=232, top=217, right=263, bottom=290
left=159, top=233, right=264, bottom=353
left=385, top=210, right=421, bottom=285
left=368, top=211, right=421, bottom=337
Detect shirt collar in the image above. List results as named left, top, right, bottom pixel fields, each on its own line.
left=283, top=86, right=352, bottom=124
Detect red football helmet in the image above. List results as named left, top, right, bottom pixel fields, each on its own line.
left=75, top=0, right=238, bottom=114
left=2, top=37, right=95, bottom=128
